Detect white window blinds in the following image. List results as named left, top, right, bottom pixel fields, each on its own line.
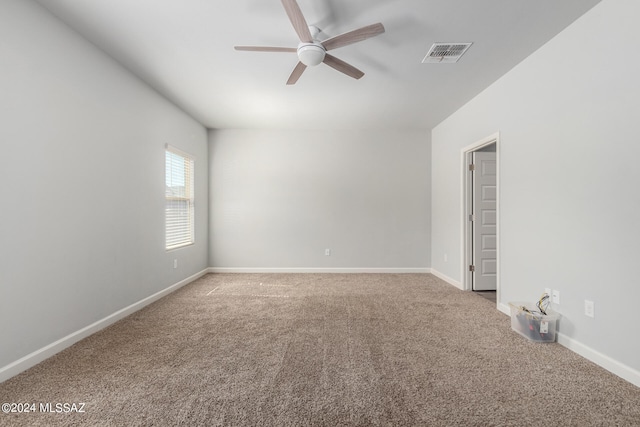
left=165, top=146, right=195, bottom=250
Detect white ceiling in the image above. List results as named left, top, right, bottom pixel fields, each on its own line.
left=35, top=0, right=601, bottom=131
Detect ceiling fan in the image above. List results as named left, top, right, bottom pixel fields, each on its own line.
left=235, top=0, right=385, bottom=85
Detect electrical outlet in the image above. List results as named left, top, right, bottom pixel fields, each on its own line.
left=585, top=300, right=595, bottom=318
left=552, top=290, right=560, bottom=305
left=444, top=254, right=448, bottom=262
left=173, top=259, right=178, bottom=269
left=325, top=248, right=331, bottom=256
left=544, top=288, right=551, bottom=297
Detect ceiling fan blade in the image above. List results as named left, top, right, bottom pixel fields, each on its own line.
left=281, top=0, right=313, bottom=43
left=323, top=54, right=364, bottom=80
left=287, top=62, right=307, bottom=85
left=235, top=46, right=297, bottom=53
left=321, top=23, right=385, bottom=51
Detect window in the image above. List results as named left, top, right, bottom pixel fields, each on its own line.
left=165, top=145, right=194, bottom=250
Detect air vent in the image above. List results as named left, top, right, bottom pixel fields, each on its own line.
left=422, top=43, right=472, bottom=63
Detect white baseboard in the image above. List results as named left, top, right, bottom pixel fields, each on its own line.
left=498, top=302, right=511, bottom=316
left=556, top=333, right=640, bottom=388
left=0, top=268, right=209, bottom=384
left=496, top=305, right=640, bottom=388
left=208, top=267, right=431, bottom=274
left=429, top=268, right=463, bottom=289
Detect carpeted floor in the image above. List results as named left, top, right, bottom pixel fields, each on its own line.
left=473, top=290, right=496, bottom=303
left=1, top=273, right=639, bottom=426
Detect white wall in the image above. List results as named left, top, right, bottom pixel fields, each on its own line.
left=209, top=129, right=431, bottom=271
left=0, top=0, right=208, bottom=375
left=431, top=0, right=640, bottom=381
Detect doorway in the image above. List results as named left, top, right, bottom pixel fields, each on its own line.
left=463, top=134, right=499, bottom=304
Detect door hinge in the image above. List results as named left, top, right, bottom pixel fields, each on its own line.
left=469, top=163, right=475, bottom=171
left=469, top=214, right=475, bottom=222
left=469, top=265, right=475, bottom=272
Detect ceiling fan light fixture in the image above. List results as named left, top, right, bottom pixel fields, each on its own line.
left=297, top=43, right=325, bottom=66
left=234, top=0, right=385, bottom=84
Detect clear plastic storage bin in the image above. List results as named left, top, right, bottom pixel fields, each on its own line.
left=509, top=302, right=560, bottom=343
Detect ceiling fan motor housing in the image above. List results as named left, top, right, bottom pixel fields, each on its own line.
left=297, top=42, right=325, bottom=66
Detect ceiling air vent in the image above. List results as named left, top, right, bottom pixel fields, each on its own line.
left=422, top=43, right=472, bottom=63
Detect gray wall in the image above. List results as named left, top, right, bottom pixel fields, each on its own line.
left=209, top=129, right=431, bottom=271
left=0, top=0, right=209, bottom=370
left=431, top=0, right=640, bottom=376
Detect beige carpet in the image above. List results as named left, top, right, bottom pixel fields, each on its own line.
left=1, top=273, right=638, bottom=426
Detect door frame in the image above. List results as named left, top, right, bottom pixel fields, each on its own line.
left=461, top=133, right=500, bottom=302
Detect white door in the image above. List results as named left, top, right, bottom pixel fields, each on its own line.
left=472, top=152, right=497, bottom=291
